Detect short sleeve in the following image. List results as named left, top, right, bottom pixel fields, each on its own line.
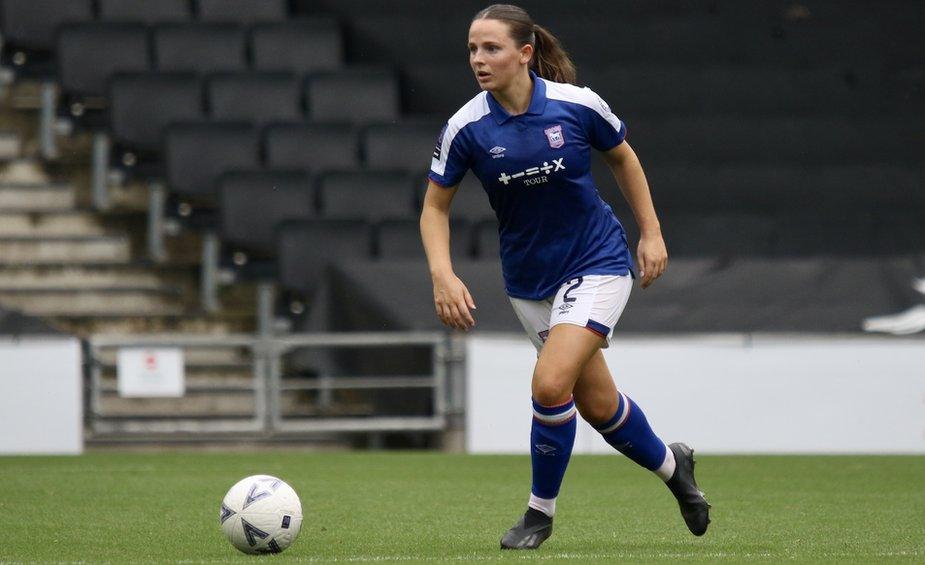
left=428, top=122, right=470, bottom=188
left=584, top=89, right=627, bottom=152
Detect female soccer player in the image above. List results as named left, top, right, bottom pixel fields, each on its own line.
left=419, top=4, right=710, bottom=549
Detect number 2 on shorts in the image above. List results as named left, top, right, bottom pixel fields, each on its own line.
left=562, top=277, right=584, bottom=303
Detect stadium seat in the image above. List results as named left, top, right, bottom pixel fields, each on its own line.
left=97, top=0, right=192, bottom=23
left=251, top=19, right=344, bottom=74
left=420, top=173, right=496, bottom=223
left=153, top=23, right=247, bottom=74
left=56, top=24, right=150, bottom=103
left=473, top=219, right=500, bottom=260
left=658, top=212, right=777, bottom=258
left=630, top=116, right=923, bottom=166
left=0, top=0, right=93, bottom=50
left=0, top=0, right=93, bottom=71
left=363, top=122, right=441, bottom=172
left=586, top=66, right=861, bottom=116
left=276, top=218, right=373, bottom=295
left=377, top=218, right=471, bottom=260
left=196, top=0, right=288, bottom=24
left=164, top=122, right=259, bottom=203
left=402, top=63, right=482, bottom=116
left=263, top=122, right=360, bottom=173
left=318, top=170, right=417, bottom=220
left=445, top=174, right=496, bottom=222
left=305, top=69, right=400, bottom=123
left=110, top=72, right=204, bottom=154
left=218, top=170, right=315, bottom=257
left=207, top=72, right=302, bottom=127
left=770, top=212, right=885, bottom=257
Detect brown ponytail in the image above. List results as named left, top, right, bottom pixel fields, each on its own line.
left=473, top=4, right=577, bottom=85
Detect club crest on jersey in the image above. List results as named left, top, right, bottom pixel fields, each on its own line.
left=544, top=124, right=564, bottom=149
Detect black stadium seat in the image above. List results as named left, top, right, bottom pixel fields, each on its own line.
left=196, top=0, right=287, bottom=24
left=277, top=219, right=373, bottom=295
left=251, top=19, right=344, bottom=74
left=377, top=218, right=471, bottom=260
left=164, top=122, right=259, bottom=202
left=110, top=73, right=204, bottom=154
left=318, top=170, right=416, bottom=220
left=402, top=63, right=482, bottom=116
left=219, top=170, right=315, bottom=257
left=473, top=219, right=500, bottom=260
left=97, top=0, right=192, bottom=24
left=425, top=173, right=495, bottom=223
left=207, top=72, right=302, bottom=127
left=363, top=122, right=441, bottom=172
left=56, top=24, right=150, bottom=101
left=1, top=0, right=92, bottom=77
left=153, top=23, right=247, bottom=74
left=264, top=122, right=360, bottom=173
left=305, top=69, right=400, bottom=123
left=0, top=0, right=93, bottom=53
left=658, top=212, right=777, bottom=258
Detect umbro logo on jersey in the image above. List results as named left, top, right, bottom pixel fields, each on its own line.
left=498, top=158, right=565, bottom=185
left=489, top=146, right=506, bottom=159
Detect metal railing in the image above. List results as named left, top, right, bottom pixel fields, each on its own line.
left=86, top=332, right=460, bottom=440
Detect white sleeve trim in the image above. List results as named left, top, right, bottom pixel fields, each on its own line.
left=543, top=80, right=623, bottom=134
left=430, top=92, right=490, bottom=177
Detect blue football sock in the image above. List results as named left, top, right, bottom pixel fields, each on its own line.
left=530, top=397, right=577, bottom=505
left=595, top=392, right=669, bottom=473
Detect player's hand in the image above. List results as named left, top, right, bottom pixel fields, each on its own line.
left=431, top=271, right=477, bottom=331
left=637, top=233, right=668, bottom=289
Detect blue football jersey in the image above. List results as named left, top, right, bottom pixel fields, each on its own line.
left=429, top=70, right=634, bottom=300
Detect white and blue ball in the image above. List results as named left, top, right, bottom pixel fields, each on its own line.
left=220, top=475, right=303, bottom=554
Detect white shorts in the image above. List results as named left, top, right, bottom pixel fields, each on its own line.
left=509, top=274, right=633, bottom=352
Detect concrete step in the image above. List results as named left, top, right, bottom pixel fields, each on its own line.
left=0, top=210, right=110, bottom=236
left=49, top=313, right=255, bottom=336
left=97, top=392, right=370, bottom=417
left=0, top=131, right=22, bottom=161
left=99, top=393, right=256, bottom=417
left=0, top=265, right=197, bottom=290
left=0, top=235, right=131, bottom=264
left=97, top=347, right=253, bottom=367
left=0, top=159, right=50, bottom=185
left=99, top=374, right=255, bottom=389
left=0, top=183, right=76, bottom=210
left=0, top=287, right=188, bottom=316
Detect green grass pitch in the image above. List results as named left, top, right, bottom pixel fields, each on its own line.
left=1, top=452, right=922, bottom=563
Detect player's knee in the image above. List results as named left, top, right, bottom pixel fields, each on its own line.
left=531, top=373, right=573, bottom=407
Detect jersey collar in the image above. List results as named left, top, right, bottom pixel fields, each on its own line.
left=486, top=69, right=548, bottom=124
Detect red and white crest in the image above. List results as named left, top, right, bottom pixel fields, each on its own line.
left=544, top=124, right=564, bottom=149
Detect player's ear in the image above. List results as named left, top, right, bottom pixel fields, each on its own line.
left=520, top=43, right=533, bottom=65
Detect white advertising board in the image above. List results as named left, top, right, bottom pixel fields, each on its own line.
left=466, top=334, right=925, bottom=454
left=117, top=347, right=185, bottom=397
left=0, top=338, right=82, bottom=454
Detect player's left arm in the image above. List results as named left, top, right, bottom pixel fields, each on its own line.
left=602, top=141, right=667, bottom=289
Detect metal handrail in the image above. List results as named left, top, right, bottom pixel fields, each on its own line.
left=85, top=332, right=455, bottom=438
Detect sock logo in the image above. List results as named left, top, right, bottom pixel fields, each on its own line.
left=534, top=444, right=557, bottom=455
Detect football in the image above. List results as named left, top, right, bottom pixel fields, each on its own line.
left=219, top=475, right=303, bottom=554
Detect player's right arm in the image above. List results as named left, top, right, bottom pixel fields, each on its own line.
left=420, top=180, right=477, bottom=331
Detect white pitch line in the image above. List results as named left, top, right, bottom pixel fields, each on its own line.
left=173, top=549, right=922, bottom=564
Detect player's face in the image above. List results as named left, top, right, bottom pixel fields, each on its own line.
left=468, top=19, right=531, bottom=91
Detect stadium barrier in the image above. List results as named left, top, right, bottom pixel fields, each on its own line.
left=468, top=334, right=925, bottom=455
left=0, top=337, right=82, bottom=454
left=85, top=332, right=458, bottom=439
